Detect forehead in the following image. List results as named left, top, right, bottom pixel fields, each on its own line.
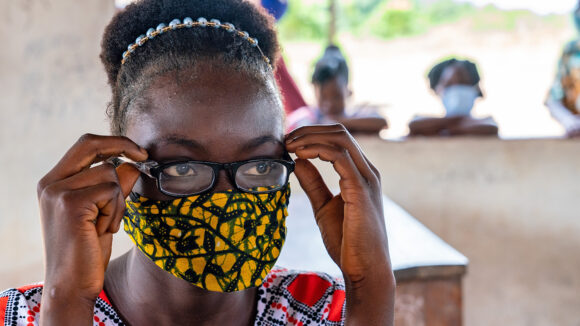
left=439, top=63, right=473, bottom=86
left=126, top=65, right=284, bottom=159
left=316, top=77, right=347, bottom=93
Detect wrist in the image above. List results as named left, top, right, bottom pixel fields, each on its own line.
left=40, top=283, right=96, bottom=326
left=343, top=261, right=395, bottom=325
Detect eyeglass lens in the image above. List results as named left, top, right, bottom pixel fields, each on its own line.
left=158, top=160, right=289, bottom=195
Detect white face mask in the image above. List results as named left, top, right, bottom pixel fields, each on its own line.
left=441, top=85, right=479, bottom=117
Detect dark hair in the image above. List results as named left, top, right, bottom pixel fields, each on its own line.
left=100, top=0, right=280, bottom=135
left=427, top=58, right=480, bottom=91
left=311, top=45, right=349, bottom=85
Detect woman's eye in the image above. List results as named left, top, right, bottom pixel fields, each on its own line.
left=164, top=163, right=196, bottom=177
left=245, top=162, right=273, bottom=175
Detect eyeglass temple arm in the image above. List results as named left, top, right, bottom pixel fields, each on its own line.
left=106, top=157, right=157, bottom=178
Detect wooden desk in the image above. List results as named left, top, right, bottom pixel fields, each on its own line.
left=277, top=193, right=468, bottom=326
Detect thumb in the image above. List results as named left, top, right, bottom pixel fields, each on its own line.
left=116, top=163, right=141, bottom=198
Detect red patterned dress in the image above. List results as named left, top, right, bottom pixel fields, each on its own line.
left=0, top=268, right=346, bottom=326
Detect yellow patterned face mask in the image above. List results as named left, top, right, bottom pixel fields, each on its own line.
left=123, top=185, right=290, bottom=292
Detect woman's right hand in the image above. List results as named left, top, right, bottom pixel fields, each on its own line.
left=37, top=134, right=147, bottom=325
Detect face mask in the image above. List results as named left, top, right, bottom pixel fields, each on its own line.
left=123, top=185, right=290, bottom=292
left=441, top=85, right=479, bottom=117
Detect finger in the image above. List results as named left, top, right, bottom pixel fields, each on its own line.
left=47, top=163, right=120, bottom=192
left=40, top=134, right=147, bottom=190
left=107, top=189, right=126, bottom=234
left=293, top=144, right=366, bottom=194
left=66, top=182, right=123, bottom=236
left=108, top=163, right=141, bottom=233
left=116, top=163, right=141, bottom=198
left=286, top=130, right=377, bottom=183
left=90, top=182, right=123, bottom=236
left=286, top=124, right=344, bottom=142
left=293, top=158, right=333, bottom=213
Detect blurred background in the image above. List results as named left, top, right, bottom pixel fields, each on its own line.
left=1, top=0, right=580, bottom=325
left=276, top=0, right=574, bottom=139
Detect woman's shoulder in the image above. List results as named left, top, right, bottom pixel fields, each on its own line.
left=255, top=268, right=346, bottom=326
left=0, top=284, right=124, bottom=325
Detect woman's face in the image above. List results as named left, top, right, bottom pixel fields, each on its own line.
left=314, top=77, right=349, bottom=117
left=435, top=63, right=474, bottom=96
left=125, top=65, right=284, bottom=200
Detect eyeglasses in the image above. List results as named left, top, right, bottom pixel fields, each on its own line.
left=108, top=153, right=295, bottom=197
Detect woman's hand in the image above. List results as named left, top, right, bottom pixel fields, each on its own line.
left=37, top=134, right=147, bottom=325
left=286, top=124, right=395, bottom=325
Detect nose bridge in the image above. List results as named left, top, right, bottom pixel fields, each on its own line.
left=212, top=164, right=236, bottom=192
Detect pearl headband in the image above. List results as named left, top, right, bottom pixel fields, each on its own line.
left=121, top=17, right=272, bottom=69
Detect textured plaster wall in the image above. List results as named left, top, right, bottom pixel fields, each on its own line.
left=309, top=137, right=580, bottom=326
left=0, top=0, right=114, bottom=279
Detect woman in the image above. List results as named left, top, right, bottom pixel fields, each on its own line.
left=408, top=58, right=498, bottom=137
left=0, top=0, right=394, bottom=325
left=286, top=45, right=388, bottom=134
left=546, top=1, right=580, bottom=137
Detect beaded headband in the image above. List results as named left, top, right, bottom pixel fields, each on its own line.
left=121, top=17, right=272, bottom=69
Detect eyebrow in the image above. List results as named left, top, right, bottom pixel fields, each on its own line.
left=240, top=135, right=284, bottom=152
left=159, top=135, right=208, bottom=154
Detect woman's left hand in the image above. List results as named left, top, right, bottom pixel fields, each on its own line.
left=286, top=124, right=395, bottom=325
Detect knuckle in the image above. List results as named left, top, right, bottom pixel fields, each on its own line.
left=332, top=123, right=346, bottom=131
left=367, top=175, right=380, bottom=190
left=338, top=147, right=349, bottom=158
left=56, top=190, right=77, bottom=210
left=100, top=163, right=119, bottom=179
left=105, top=181, right=122, bottom=195
left=374, top=169, right=382, bottom=182
left=37, top=177, right=48, bottom=197
left=77, top=133, right=98, bottom=145
left=369, top=163, right=381, bottom=177
left=40, top=183, right=60, bottom=202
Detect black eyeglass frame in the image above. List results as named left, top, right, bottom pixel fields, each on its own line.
left=109, top=152, right=295, bottom=197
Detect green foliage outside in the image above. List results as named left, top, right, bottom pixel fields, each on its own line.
left=277, top=1, right=329, bottom=41
left=277, top=0, right=569, bottom=42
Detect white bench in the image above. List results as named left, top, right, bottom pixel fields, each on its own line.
left=278, top=193, right=469, bottom=326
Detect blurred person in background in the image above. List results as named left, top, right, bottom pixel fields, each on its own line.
left=546, top=1, right=580, bottom=138
left=286, top=45, right=388, bottom=133
left=409, top=58, right=498, bottom=137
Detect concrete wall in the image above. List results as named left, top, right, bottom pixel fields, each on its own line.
left=0, top=0, right=114, bottom=283
left=345, top=137, right=580, bottom=326
left=1, top=1, right=579, bottom=326
left=287, top=137, right=580, bottom=325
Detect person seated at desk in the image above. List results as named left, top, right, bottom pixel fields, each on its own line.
left=546, top=1, right=580, bottom=138
left=409, top=58, right=498, bottom=137
left=286, top=45, right=388, bottom=133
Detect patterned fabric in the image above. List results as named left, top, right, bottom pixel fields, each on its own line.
left=123, top=186, right=290, bottom=292
left=0, top=268, right=346, bottom=326
left=549, top=39, right=580, bottom=114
